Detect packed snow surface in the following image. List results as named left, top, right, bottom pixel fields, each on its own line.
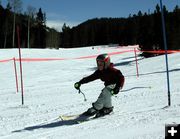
left=0, top=46, right=180, bottom=139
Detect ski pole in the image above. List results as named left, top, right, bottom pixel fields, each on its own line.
left=78, top=89, right=87, bottom=101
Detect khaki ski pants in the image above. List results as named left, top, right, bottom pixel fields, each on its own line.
left=93, top=84, right=115, bottom=110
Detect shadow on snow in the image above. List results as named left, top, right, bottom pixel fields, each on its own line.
left=89, top=58, right=144, bottom=71
left=12, top=115, right=90, bottom=133
left=126, top=68, right=180, bottom=77
left=121, top=86, right=152, bottom=92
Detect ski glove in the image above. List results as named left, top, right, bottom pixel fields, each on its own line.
left=74, top=82, right=81, bottom=90
left=111, top=87, right=120, bottom=95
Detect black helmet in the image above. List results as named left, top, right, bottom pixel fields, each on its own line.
left=96, top=53, right=110, bottom=69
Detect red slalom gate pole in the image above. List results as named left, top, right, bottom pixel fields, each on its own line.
left=13, top=57, right=19, bottom=93
left=134, top=48, right=139, bottom=77
left=17, top=26, right=24, bottom=105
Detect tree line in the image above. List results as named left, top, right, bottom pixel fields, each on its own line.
left=0, top=1, right=180, bottom=53
left=61, top=4, right=180, bottom=52
left=0, top=0, right=60, bottom=49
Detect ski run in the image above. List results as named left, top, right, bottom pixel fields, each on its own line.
left=0, top=46, right=180, bottom=139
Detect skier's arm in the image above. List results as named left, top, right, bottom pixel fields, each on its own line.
left=112, top=71, right=125, bottom=94
left=119, top=72, right=125, bottom=89
left=79, top=70, right=100, bottom=84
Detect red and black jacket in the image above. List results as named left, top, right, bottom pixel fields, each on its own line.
left=79, top=63, right=125, bottom=89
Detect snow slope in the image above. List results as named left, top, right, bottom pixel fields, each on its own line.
left=0, top=46, right=180, bottom=139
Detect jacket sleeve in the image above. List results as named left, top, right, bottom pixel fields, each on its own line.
left=79, top=70, right=100, bottom=84
left=115, top=70, right=125, bottom=90
left=119, top=74, right=125, bottom=89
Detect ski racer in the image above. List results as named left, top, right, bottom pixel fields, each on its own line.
left=74, top=53, right=125, bottom=117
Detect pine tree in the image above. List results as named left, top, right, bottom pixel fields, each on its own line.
left=36, top=8, right=44, bottom=25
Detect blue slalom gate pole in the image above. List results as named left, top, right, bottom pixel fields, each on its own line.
left=160, top=0, right=171, bottom=106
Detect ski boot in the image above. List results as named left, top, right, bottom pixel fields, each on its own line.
left=82, top=107, right=98, bottom=116
left=95, top=107, right=114, bottom=118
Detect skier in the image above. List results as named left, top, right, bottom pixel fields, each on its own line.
left=74, top=53, right=125, bottom=117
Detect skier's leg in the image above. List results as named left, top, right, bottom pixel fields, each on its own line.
left=84, top=85, right=115, bottom=116
left=93, top=85, right=115, bottom=117
left=93, top=84, right=115, bottom=110
left=83, top=88, right=107, bottom=116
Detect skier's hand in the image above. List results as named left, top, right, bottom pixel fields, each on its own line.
left=111, top=87, right=120, bottom=95
left=74, top=82, right=81, bottom=90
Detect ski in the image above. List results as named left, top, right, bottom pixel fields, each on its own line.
left=59, top=114, right=81, bottom=121
left=59, top=111, right=113, bottom=124
left=59, top=114, right=94, bottom=123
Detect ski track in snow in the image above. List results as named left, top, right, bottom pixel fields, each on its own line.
left=0, top=46, right=180, bottom=139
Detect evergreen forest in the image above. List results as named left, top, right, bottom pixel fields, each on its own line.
left=0, top=1, right=180, bottom=53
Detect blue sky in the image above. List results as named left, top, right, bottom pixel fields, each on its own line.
left=1, top=0, right=179, bottom=31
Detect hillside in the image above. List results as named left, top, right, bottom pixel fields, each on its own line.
left=0, top=46, right=180, bottom=139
